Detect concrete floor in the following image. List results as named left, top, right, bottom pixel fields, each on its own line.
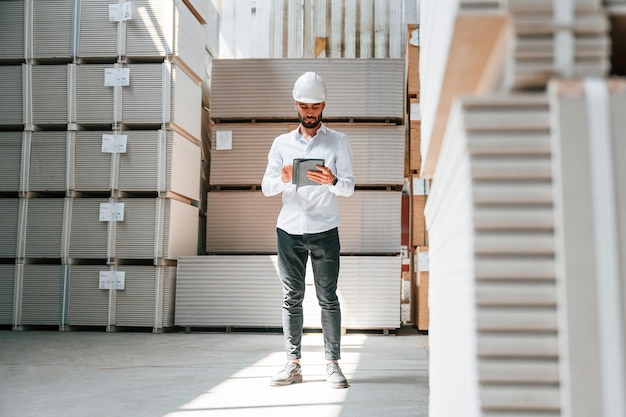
left=0, top=327, right=429, bottom=417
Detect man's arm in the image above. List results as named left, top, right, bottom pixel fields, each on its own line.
left=331, top=135, right=355, bottom=197
left=262, top=143, right=289, bottom=196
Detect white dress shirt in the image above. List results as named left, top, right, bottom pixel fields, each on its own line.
left=262, top=123, right=355, bottom=235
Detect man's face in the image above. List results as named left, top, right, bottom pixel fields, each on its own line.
left=295, top=101, right=325, bottom=128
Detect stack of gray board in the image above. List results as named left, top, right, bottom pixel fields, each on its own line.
left=0, top=0, right=209, bottom=332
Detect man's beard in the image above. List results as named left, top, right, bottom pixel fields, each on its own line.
left=298, top=112, right=323, bottom=129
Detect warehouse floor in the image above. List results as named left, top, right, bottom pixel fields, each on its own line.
left=0, top=327, right=429, bottom=417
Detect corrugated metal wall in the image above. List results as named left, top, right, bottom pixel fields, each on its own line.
left=212, top=0, right=419, bottom=59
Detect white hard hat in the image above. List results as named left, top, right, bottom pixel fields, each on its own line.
left=292, top=72, right=327, bottom=103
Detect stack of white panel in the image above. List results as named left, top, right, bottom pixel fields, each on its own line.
left=0, top=0, right=25, bottom=61
left=0, top=264, right=15, bottom=325
left=78, top=0, right=208, bottom=77
left=19, top=264, right=63, bottom=326
left=549, top=78, right=626, bottom=417
left=66, top=264, right=110, bottom=327
left=425, top=95, right=559, bottom=416
left=67, top=198, right=109, bottom=259
left=506, top=5, right=610, bottom=90
left=31, top=0, right=74, bottom=61
left=175, top=255, right=400, bottom=330
left=72, top=63, right=202, bottom=138
left=205, top=190, right=401, bottom=254
left=0, top=0, right=208, bottom=333
left=22, top=198, right=66, bottom=259
left=30, top=65, right=69, bottom=125
left=457, top=0, right=611, bottom=90
left=0, top=129, right=201, bottom=199
left=114, top=265, right=177, bottom=329
left=77, top=0, right=118, bottom=58
left=0, top=132, right=22, bottom=192
left=210, top=59, right=405, bottom=121
left=210, top=123, right=406, bottom=186
left=0, top=66, right=23, bottom=125
left=0, top=199, right=20, bottom=260
left=114, top=198, right=199, bottom=260
left=27, top=131, right=68, bottom=193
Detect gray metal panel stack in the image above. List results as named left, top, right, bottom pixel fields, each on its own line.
left=20, top=264, right=63, bottom=326
left=124, top=0, right=174, bottom=58
left=175, top=256, right=283, bottom=327
left=67, top=264, right=109, bottom=326
left=175, top=255, right=401, bottom=330
left=31, top=0, right=74, bottom=60
left=0, top=265, right=15, bottom=325
left=0, top=199, right=20, bottom=259
left=115, top=198, right=199, bottom=260
left=27, top=131, right=68, bottom=192
left=67, top=198, right=109, bottom=259
left=0, top=0, right=208, bottom=332
left=74, top=64, right=115, bottom=124
left=0, top=66, right=23, bottom=125
left=23, top=198, right=66, bottom=259
left=71, top=131, right=112, bottom=192
left=0, top=132, right=23, bottom=192
left=115, top=265, right=176, bottom=328
left=31, top=65, right=69, bottom=125
left=302, top=256, right=401, bottom=329
left=0, top=0, right=25, bottom=61
left=77, top=0, right=118, bottom=59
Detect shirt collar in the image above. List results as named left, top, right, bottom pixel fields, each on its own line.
left=295, top=122, right=327, bottom=141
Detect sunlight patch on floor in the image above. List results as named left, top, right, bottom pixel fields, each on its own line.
left=164, top=334, right=366, bottom=417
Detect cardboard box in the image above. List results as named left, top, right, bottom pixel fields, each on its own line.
left=416, top=246, right=429, bottom=330
left=405, top=24, right=420, bottom=99
left=411, top=176, right=429, bottom=247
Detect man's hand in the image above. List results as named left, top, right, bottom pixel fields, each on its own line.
left=307, top=165, right=335, bottom=185
left=282, top=164, right=293, bottom=183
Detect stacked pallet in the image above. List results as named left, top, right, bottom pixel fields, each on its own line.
left=0, top=0, right=210, bottom=333
left=175, top=58, right=405, bottom=332
left=420, top=0, right=624, bottom=416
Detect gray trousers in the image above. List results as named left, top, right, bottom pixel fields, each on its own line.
left=276, top=227, right=342, bottom=361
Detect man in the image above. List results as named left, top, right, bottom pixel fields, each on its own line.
left=261, top=72, right=355, bottom=389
